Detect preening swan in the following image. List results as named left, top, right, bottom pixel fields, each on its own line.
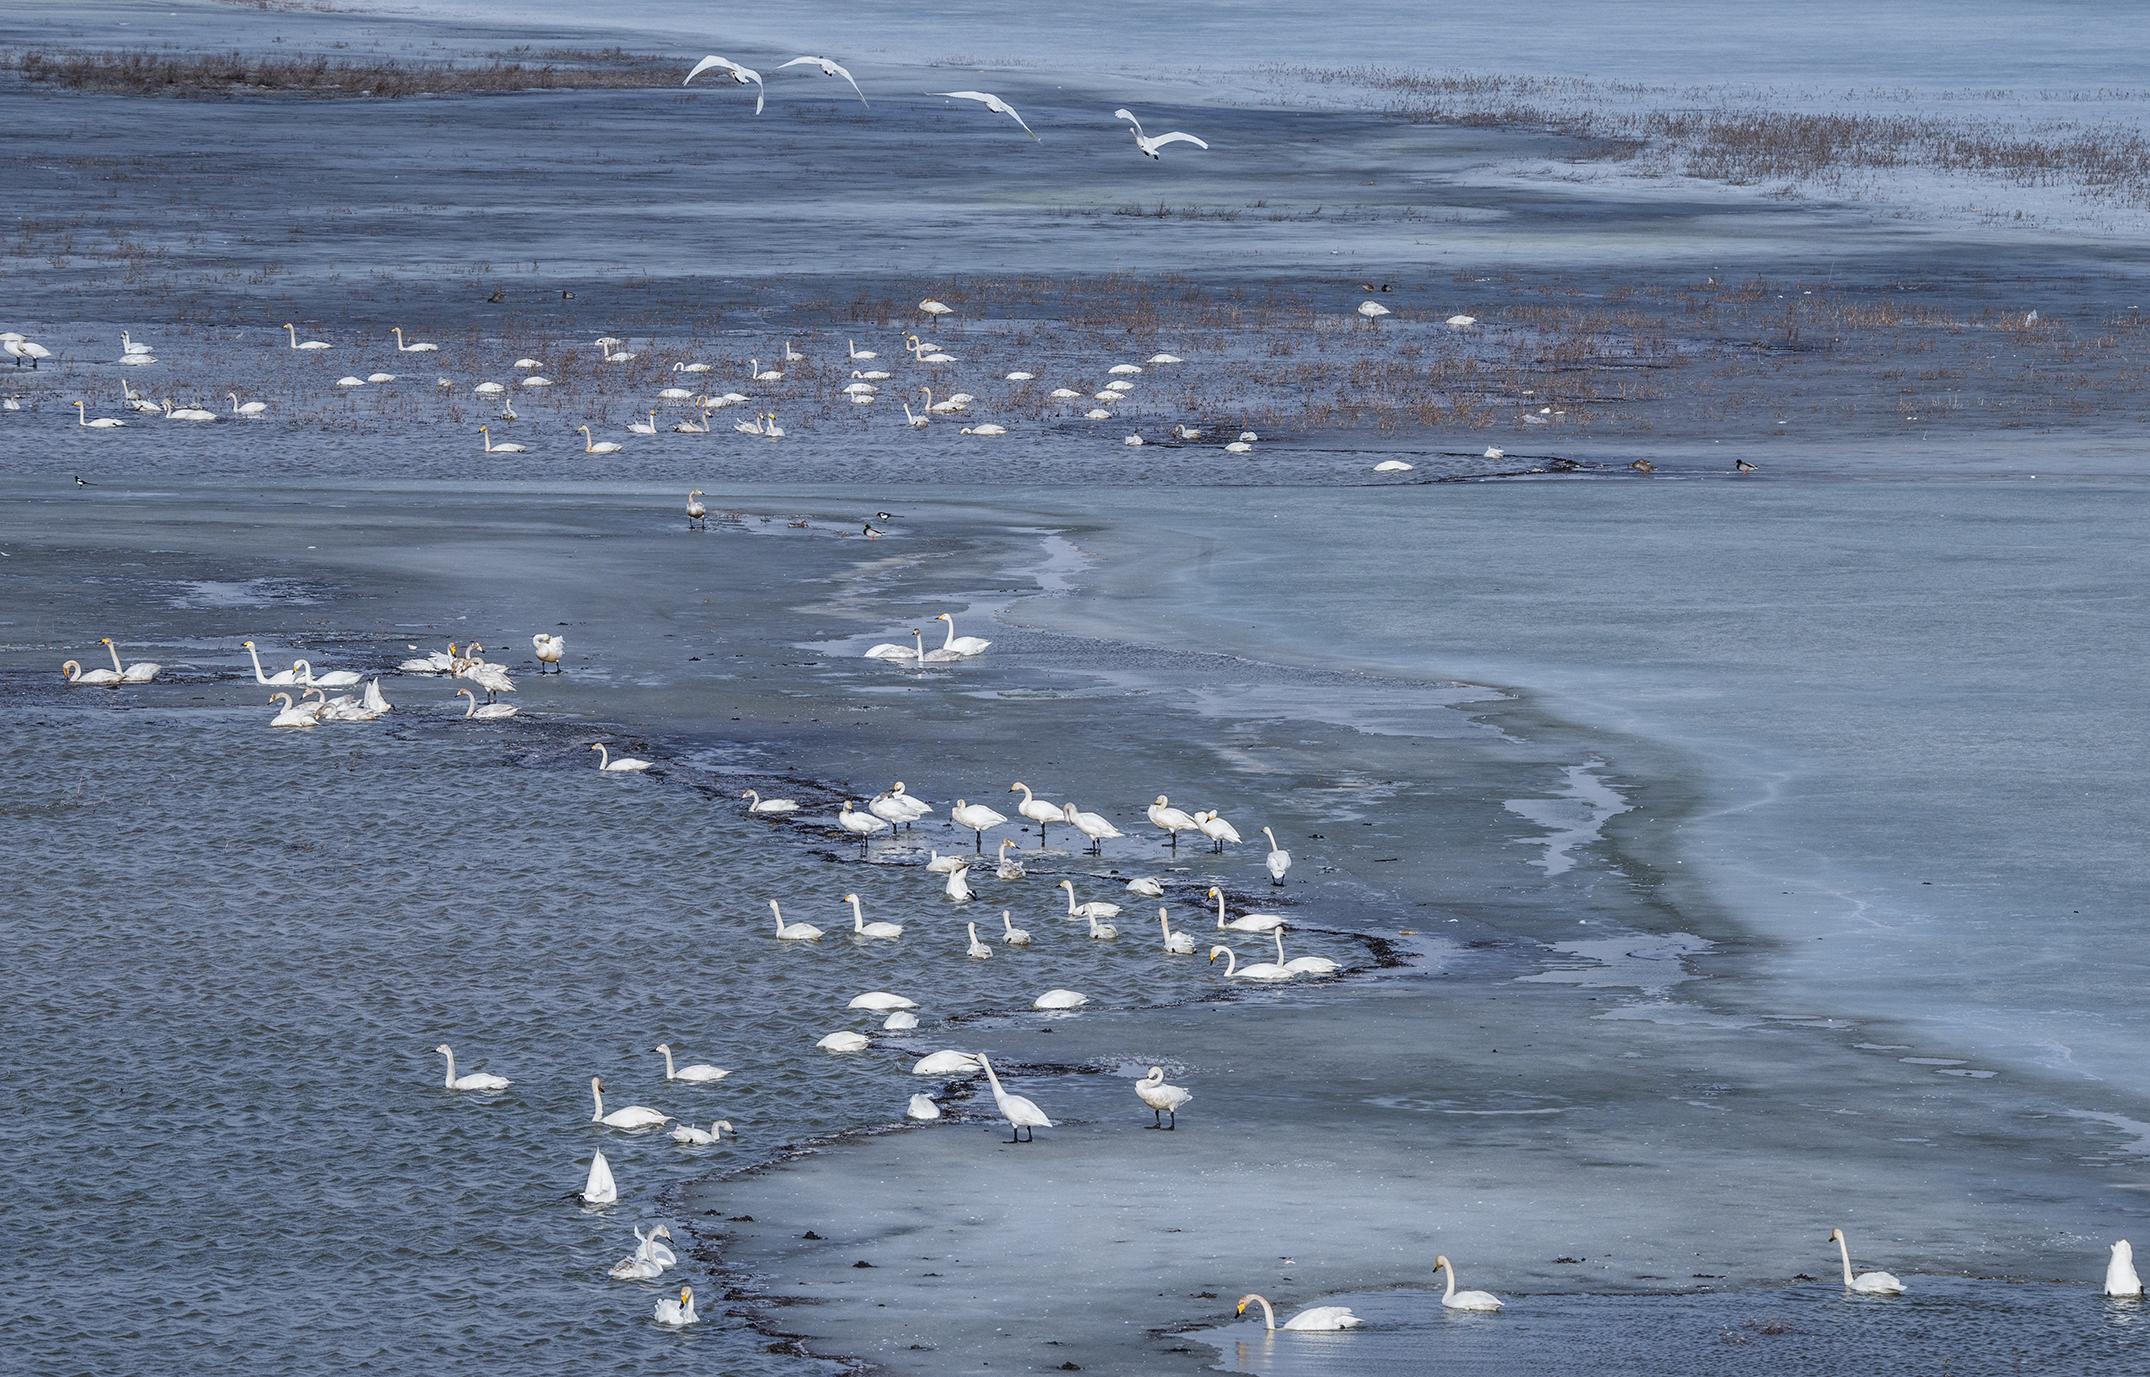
left=966, top=921, right=993, bottom=959
left=656, top=1044, right=730, bottom=1083
left=1136, top=1067, right=1191, bottom=1128
left=670, top=1119, right=734, bottom=1145
left=1274, top=929, right=1340, bottom=976
left=433, top=1043, right=510, bottom=1091
left=590, top=1076, right=668, bottom=1131
left=1087, top=910, right=1119, bottom=941
left=685, top=55, right=765, bottom=114
left=978, top=1053, right=1052, bottom=1142
left=1060, top=879, right=1122, bottom=922
left=266, top=691, right=319, bottom=729
left=1434, top=1254, right=1505, bottom=1311
left=934, top=611, right=991, bottom=657
left=609, top=1224, right=674, bottom=1278
left=242, top=640, right=301, bottom=687
left=743, top=789, right=799, bottom=815
left=1263, top=826, right=1292, bottom=885
left=1148, top=795, right=1201, bottom=850
left=590, top=743, right=652, bottom=772
left=1001, top=909, right=1032, bottom=947
left=777, top=54, right=867, bottom=103
left=839, top=799, right=892, bottom=850
left=1195, top=809, right=1242, bottom=852
left=946, top=862, right=975, bottom=904
left=950, top=799, right=1008, bottom=851
left=1009, top=782, right=1065, bottom=844
left=1159, top=908, right=1196, bottom=954
left=846, top=893, right=903, bottom=940
left=1828, top=1228, right=1906, bottom=1294
left=1066, top=803, right=1123, bottom=854
left=581, top=1149, right=617, bottom=1205
left=1209, top=886, right=1286, bottom=933
left=2107, top=1239, right=2142, bottom=1298
left=1114, top=107, right=1210, bottom=159
left=770, top=899, right=823, bottom=941
left=455, top=687, right=517, bottom=720
left=1125, top=876, right=1165, bottom=898
left=924, top=850, right=965, bottom=875
left=653, top=1285, right=699, bottom=1327
left=1208, top=944, right=1291, bottom=982
left=1032, top=989, right=1087, bottom=1010
left=929, top=90, right=1039, bottom=141
left=99, top=638, right=161, bottom=683
left=531, top=633, right=564, bottom=671
left=1236, top=1294, right=1362, bottom=1331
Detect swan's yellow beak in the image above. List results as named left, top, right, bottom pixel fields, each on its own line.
left=1207, top=951, right=1218, bottom=963
left=1235, top=1300, right=1248, bottom=1316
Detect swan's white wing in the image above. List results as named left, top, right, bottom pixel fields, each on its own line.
left=685, top=55, right=740, bottom=85
left=1151, top=131, right=1209, bottom=151
left=1003, top=103, right=1039, bottom=141
left=1113, top=107, right=1137, bottom=123
left=739, top=66, right=765, bottom=115
left=777, top=56, right=823, bottom=70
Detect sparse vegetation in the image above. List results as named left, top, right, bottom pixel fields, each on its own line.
left=12, top=48, right=679, bottom=100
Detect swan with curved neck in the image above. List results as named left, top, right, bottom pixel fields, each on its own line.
left=934, top=612, right=990, bottom=658
left=977, top=1053, right=1051, bottom=1142
left=656, top=1043, right=729, bottom=1083
left=1234, top=1294, right=1360, bottom=1331
left=1136, top=1067, right=1191, bottom=1128
left=1433, top=1254, right=1505, bottom=1310
left=242, top=640, right=301, bottom=686
left=1274, top=929, right=1340, bottom=976
left=770, top=899, right=823, bottom=940
left=60, top=658, right=122, bottom=687
left=1828, top=1227, right=1906, bottom=1294
left=1009, top=782, right=1063, bottom=842
left=590, top=1076, right=668, bottom=1131
left=1208, top=943, right=1290, bottom=982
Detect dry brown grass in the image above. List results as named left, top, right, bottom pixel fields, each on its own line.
left=13, top=48, right=678, bottom=100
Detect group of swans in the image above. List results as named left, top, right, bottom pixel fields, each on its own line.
left=1235, top=1256, right=1498, bottom=1336
left=59, top=637, right=161, bottom=685
left=266, top=679, right=392, bottom=728
left=864, top=611, right=991, bottom=664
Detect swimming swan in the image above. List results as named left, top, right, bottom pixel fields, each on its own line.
left=1159, top=908, right=1196, bottom=954
left=1828, top=1227, right=1906, bottom=1294
left=1434, top=1254, right=1505, bottom=1311
left=60, top=658, right=123, bottom=687
left=434, top=1043, right=510, bottom=1091
left=846, top=893, right=903, bottom=940
left=653, top=1285, right=699, bottom=1327
left=656, top=1044, right=729, bottom=1083
left=1235, top=1294, right=1361, bottom=1331
left=2107, top=1239, right=2142, bottom=1298
left=1001, top=909, right=1032, bottom=946
left=1208, top=944, right=1291, bottom=982
left=590, top=743, right=652, bottom=772
left=933, top=611, right=990, bottom=657
left=100, top=638, right=161, bottom=683
left=966, top=921, right=993, bottom=959
left=242, top=640, right=301, bottom=686
left=581, top=1149, right=617, bottom=1204
left=590, top=1076, right=669, bottom=1131
left=669, top=1119, right=735, bottom=1145
left=1274, top=929, right=1341, bottom=976
left=1060, top=879, right=1122, bottom=922
left=770, top=900, right=824, bottom=941
left=1208, top=886, right=1286, bottom=933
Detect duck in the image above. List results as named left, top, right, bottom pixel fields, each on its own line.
left=1135, top=1067, right=1191, bottom=1128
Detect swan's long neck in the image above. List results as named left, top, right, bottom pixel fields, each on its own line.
left=1274, top=930, right=1288, bottom=962
left=1064, top=885, right=1079, bottom=916
left=1441, top=1260, right=1458, bottom=1301
left=1160, top=910, right=1173, bottom=937
left=771, top=901, right=784, bottom=933
left=939, top=617, right=959, bottom=651
left=1835, top=1234, right=1855, bottom=1285
left=1218, top=948, right=1237, bottom=976
left=1249, top=1295, right=1275, bottom=1329
left=106, top=641, right=125, bottom=674
left=1214, top=892, right=1227, bottom=926
left=247, top=644, right=268, bottom=683
left=979, top=1055, right=1005, bottom=1098
left=1002, top=910, right=1016, bottom=935
left=660, top=1047, right=677, bottom=1078
left=591, top=1079, right=605, bottom=1121
left=461, top=692, right=477, bottom=717
left=595, top=745, right=610, bottom=767
left=439, top=1048, right=456, bottom=1086
left=849, top=896, right=864, bottom=931
left=1264, top=828, right=1278, bottom=848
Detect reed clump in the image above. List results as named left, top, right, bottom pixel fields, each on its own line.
left=13, top=48, right=678, bottom=100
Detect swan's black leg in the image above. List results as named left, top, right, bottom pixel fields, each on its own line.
left=1150, top=1107, right=1162, bottom=1129
left=1166, top=1110, right=1177, bottom=1130
left=974, top=832, right=983, bottom=853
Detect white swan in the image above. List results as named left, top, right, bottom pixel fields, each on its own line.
left=933, top=611, right=991, bottom=657
left=908, top=1094, right=942, bottom=1120
left=685, top=54, right=765, bottom=114
left=1066, top=803, right=1123, bottom=854
left=946, top=863, right=975, bottom=904
left=576, top=425, right=623, bottom=456
left=590, top=743, right=652, bottom=772
left=433, top=1043, right=510, bottom=1091
left=266, top=691, right=319, bottom=729
left=391, top=327, right=439, bottom=353
left=923, top=850, right=964, bottom=875
left=283, top=323, right=330, bottom=350
left=656, top=1044, right=729, bottom=1083
left=1125, top=877, right=1165, bottom=898
left=996, top=838, right=1027, bottom=881
left=653, top=1285, right=699, bottom=1327
left=628, top=412, right=659, bottom=436
left=1148, top=795, right=1201, bottom=849
left=1159, top=908, right=1196, bottom=954
left=455, top=687, right=518, bottom=720
left=1209, top=886, right=1286, bottom=933
left=293, top=658, right=362, bottom=690
left=1057, top=879, right=1121, bottom=922
left=1136, top=1067, right=1191, bottom=1128
left=950, top=799, right=1008, bottom=851
left=1208, top=944, right=1290, bottom=982
left=864, top=628, right=924, bottom=662
left=2107, top=1239, right=2142, bottom=1298
left=848, top=339, right=877, bottom=361
left=846, top=893, right=903, bottom=940
left=1434, top=1254, right=1505, bottom=1310
left=978, top=1053, right=1051, bottom=1141
left=840, top=799, right=891, bottom=849
left=100, top=638, right=161, bottom=683
left=1087, top=910, right=1118, bottom=941
left=1001, top=910, right=1032, bottom=947
left=531, top=633, right=564, bottom=671
left=1236, top=1294, right=1361, bottom=1331
left=669, top=1119, right=735, bottom=1145
left=609, top=1224, right=674, bottom=1278
left=1263, top=826, right=1292, bottom=885
left=913, top=1050, right=982, bottom=1077
left=1032, top=989, right=1087, bottom=1010
left=849, top=991, right=918, bottom=1012
left=1828, top=1228, right=1906, bottom=1294
left=902, top=400, right=929, bottom=428
left=870, top=791, right=918, bottom=832
left=1009, top=782, right=1065, bottom=843
left=1195, top=809, right=1242, bottom=852
left=1114, top=107, right=1210, bottom=159
left=770, top=900, right=823, bottom=941
left=742, top=789, right=799, bottom=815
left=590, top=1076, right=668, bottom=1131
left=398, top=643, right=455, bottom=675
left=72, top=401, right=126, bottom=429
left=120, top=330, right=153, bottom=356
left=929, top=90, right=1039, bottom=140
left=1274, top=929, right=1340, bottom=976
left=818, top=1031, right=870, bottom=1052
left=966, top=921, right=993, bottom=959
left=242, top=640, right=302, bottom=686
left=581, top=1149, right=617, bottom=1205
left=777, top=54, right=867, bottom=103
left=884, top=1010, right=919, bottom=1031
left=479, top=425, right=525, bottom=454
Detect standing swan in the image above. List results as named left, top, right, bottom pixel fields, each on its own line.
left=1828, top=1227, right=1907, bottom=1294
left=1262, top=826, right=1292, bottom=885
left=433, top=1043, right=510, bottom=1091
left=1065, top=802, right=1123, bottom=854
left=950, top=799, right=1008, bottom=851
left=1148, top=795, right=1201, bottom=850
left=1009, top=782, right=1065, bottom=845
left=531, top=633, right=564, bottom=672
left=2107, top=1239, right=2143, bottom=1298
left=1135, top=1067, right=1191, bottom=1128
left=590, top=1076, right=669, bottom=1130
left=977, top=1053, right=1051, bottom=1142
left=1433, top=1254, right=1505, bottom=1311
left=1235, top=1294, right=1361, bottom=1331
